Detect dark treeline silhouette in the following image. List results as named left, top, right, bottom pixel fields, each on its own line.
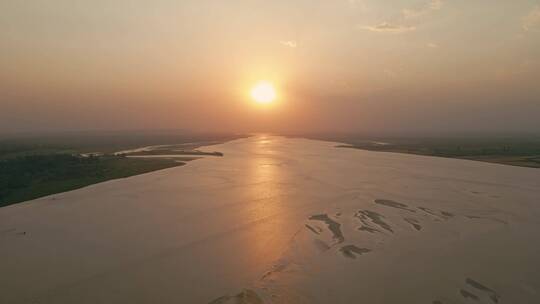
left=0, top=154, right=181, bottom=207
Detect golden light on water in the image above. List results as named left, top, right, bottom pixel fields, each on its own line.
left=250, top=81, right=276, bottom=104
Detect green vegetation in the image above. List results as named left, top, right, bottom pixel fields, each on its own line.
left=310, top=134, right=540, bottom=168
left=0, top=131, right=239, bottom=207
left=0, top=131, right=240, bottom=158
left=0, top=154, right=183, bottom=207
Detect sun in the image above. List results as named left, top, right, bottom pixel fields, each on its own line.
left=250, top=81, right=276, bottom=104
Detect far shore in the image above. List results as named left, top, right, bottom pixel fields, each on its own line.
left=293, top=134, right=540, bottom=169
left=0, top=134, right=239, bottom=208
left=334, top=142, right=540, bottom=168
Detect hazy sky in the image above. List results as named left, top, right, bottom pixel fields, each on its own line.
left=1, top=0, right=540, bottom=135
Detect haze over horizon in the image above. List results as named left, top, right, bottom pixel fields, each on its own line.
left=2, top=0, right=540, bottom=135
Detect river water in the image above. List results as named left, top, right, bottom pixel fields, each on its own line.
left=1, top=135, right=540, bottom=303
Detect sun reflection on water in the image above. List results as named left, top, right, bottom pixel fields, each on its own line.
left=241, top=136, right=294, bottom=268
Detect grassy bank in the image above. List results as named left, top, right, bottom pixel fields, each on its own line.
left=306, top=134, right=540, bottom=168
left=0, top=131, right=239, bottom=207
left=0, top=154, right=184, bottom=207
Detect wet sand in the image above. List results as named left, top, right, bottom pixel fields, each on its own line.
left=1, top=136, right=540, bottom=303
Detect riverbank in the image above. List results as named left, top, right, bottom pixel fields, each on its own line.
left=0, top=131, right=241, bottom=207
left=301, top=134, right=540, bottom=168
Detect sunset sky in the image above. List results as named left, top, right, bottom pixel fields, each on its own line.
left=1, top=0, right=540, bottom=135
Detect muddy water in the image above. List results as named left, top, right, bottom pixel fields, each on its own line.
left=1, top=135, right=540, bottom=303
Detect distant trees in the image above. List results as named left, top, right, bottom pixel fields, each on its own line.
left=0, top=153, right=182, bottom=207
left=0, top=154, right=100, bottom=204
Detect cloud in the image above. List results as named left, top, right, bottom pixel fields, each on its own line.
left=384, top=69, right=398, bottom=79
left=280, top=40, right=297, bottom=48
left=358, top=0, right=441, bottom=35
left=348, top=0, right=368, bottom=11
left=427, top=42, right=439, bottom=48
left=359, top=22, right=416, bottom=33
left=403, top=0, right=443, bottom=19
left=429, top=0, right=443, bottom=10
left=522, top=5, right=540, bottom=31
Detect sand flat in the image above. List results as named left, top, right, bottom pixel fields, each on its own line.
left=1, top=135, right=540, bottom=303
